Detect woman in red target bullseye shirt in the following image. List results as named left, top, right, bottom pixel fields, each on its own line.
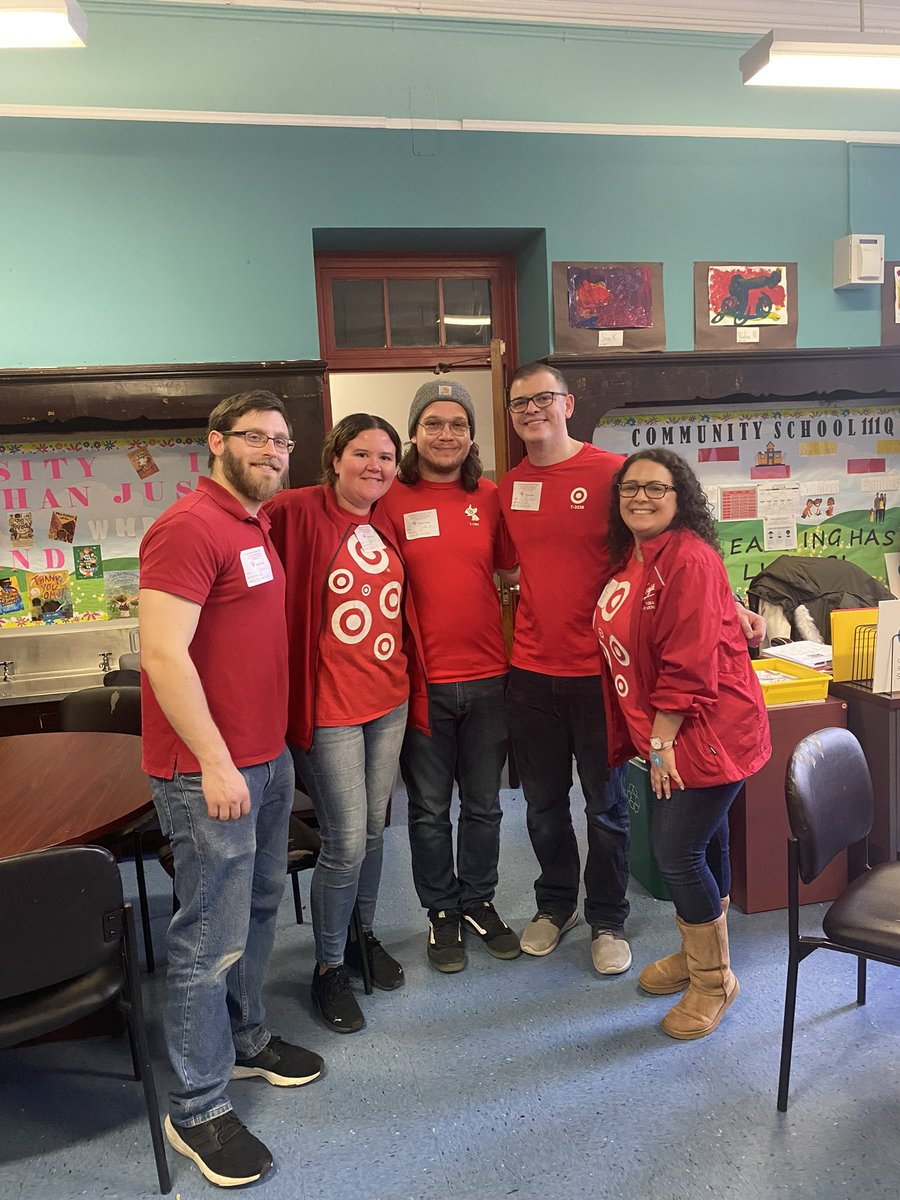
left=594, top=449, right=769, bottom=1044
left=266, top=414, right=426, bottom=1037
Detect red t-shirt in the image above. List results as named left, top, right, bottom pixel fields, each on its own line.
left=139, top=476, right=289, bottom=777
left=593, top=553, right=652, bottom=752
left=315, top=523, right=409, bottom=725
left=379, top=477, right=515, bottom=683
left=499, top=442, right=625, bottom=677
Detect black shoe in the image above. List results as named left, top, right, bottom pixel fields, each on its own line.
left=232, top=1035, right=324, bottom=1086
left=165, top=1111, right=272, bottom=1188
left=463, top=902, right=522, bottom=960
left=345, top=927, right=404, bottom=991
left=427, top=908, right=466, bottom=973
left=311, top=964, right=365, bottom=1034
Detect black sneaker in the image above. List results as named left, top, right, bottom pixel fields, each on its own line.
left=345, top=927, right=404, bottom=991
left=232, top=1035, right=324, bottom=1086
left=164, top=1111, right=272, bottom=1188
left=463, top=902, right=522, bottom=960
left=427, top=908, right=466, bottom=973
left=311, top=964, right=365, bottom=1034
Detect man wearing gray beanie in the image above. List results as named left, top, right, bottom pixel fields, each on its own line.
left=379, top=378, right=520, bottom=972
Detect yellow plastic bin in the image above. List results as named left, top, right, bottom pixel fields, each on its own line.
left=752, top=658, right=831, bottom=706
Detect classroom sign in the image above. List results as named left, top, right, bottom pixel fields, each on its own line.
left=0, top=433, right=206, bottom=627
left=594, top=404, right=900, bottom=600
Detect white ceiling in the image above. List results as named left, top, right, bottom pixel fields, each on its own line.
left=164, top=0, right=900, bottom=36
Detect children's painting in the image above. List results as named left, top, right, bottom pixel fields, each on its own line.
left=879, top=261, right=900, bottom=347
left=707, top=265, right=788, bottom=326
left=567, top=265, right=653, bottom=330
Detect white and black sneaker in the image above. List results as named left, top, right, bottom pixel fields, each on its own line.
left=165, top=1111, right=272, bottom=1188
left=427, top=908, right=466, bottom=973
left=463, top=902, right=522, bottom=959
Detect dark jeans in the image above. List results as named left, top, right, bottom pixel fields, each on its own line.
left=506, top=667, right=630, bottom=930
left=649, top=780, right=743, bottom=924
left=401, top=673, right=508, bottom=913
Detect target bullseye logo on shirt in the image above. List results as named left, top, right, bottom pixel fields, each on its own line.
left=569, top=485, right=588, bottom=509
left=597, top=576, right=631, bottom=622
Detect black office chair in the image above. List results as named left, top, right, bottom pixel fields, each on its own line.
left=103, top=668, right=142, bottom=687
left=0, top=845, right=170, bottom=1194
left=778, top=727, right=900, bottom=1111
left=56, top=686, right=158, bottom=974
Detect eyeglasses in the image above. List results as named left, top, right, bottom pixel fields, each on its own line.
left=617, top=480, right=677, bottom=499
left=418, top=418, right=471, bottom=437
left=506, top=390, right=566, bottom=414
left=218, top=430, right=295, bottom=453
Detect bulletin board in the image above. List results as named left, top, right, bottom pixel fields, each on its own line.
left=595, top=402, right=900, bottom=601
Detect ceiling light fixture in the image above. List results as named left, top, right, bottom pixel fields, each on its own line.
left=741, top=2, right=900, bottom=89
left=0, top=0, right=87, bottom=48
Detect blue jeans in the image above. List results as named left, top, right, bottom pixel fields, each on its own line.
left=401, top=673, right=508, bottom=913
left=506, top=667, right=630, bottom=930
left=290, top=701, right=407, bottom=966
left=150, top=747, right=294, bottom=1126
left=649, top=780, right=743, bottom=924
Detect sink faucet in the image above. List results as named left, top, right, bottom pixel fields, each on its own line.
left=99, top=651, right=113, bottom=672
left=0, top=660, right=13, bottom=683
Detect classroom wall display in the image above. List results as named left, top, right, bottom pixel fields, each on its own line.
left=0, top=432, right=207, bottom=628
left=594, top=402, right=900, bottom=600
left=693, top=262, right=798, bottom=350
left=880, top=262, right=900, bottom=348
left=552, top=262, right=665, bottom=353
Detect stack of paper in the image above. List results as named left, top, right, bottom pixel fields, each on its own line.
left=761, top=641, right=832, bottom=671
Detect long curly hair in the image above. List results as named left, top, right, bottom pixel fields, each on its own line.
left=607, top=448, right=721, bottom=567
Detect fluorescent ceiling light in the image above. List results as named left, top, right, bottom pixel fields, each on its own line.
left=443, top=315, right=492, bottom=326
left=741, top=29, right=900, bottom=89
left=0, top=0, right=87, bottom=48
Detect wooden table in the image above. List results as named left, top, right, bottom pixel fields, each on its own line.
left=0, top=732, right=152, bottom=857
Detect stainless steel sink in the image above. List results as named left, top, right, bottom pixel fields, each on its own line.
left=0, top=670, right=107, bottom=703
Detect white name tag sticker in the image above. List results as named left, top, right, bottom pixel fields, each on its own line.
left=354, top=524, right=386, bottom=554
left=240, top=545, right=274, bottom=587
left=403, top=508, right=440, bottom=540
left=511, top=481, right=542, bottom=511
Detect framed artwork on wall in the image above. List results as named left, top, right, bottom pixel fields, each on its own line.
left=552, top=261, right=665, bottom=353
left=880, top=262, right=900, bottom=347
left=694, top=262, right=798, bottom=350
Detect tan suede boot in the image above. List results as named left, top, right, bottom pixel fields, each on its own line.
left=661, top=912, right=739, bottom=1040
left=639, top=897, right=729, bottom=996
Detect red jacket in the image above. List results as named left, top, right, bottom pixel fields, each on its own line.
left=599, top=529, right=771, bottom=788
left=265, top=484, right=428, bottom=752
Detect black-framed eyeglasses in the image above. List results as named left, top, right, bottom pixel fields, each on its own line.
left=617, top=480, right=677, bottom=499
left=506, top=390, right=566, bottom=414
left=418, top=418, right=471, bottom=437
left=218, top=430, right=295, bottom=453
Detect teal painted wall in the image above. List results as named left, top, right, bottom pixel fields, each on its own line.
left=1, top=118, right=898, bottom=368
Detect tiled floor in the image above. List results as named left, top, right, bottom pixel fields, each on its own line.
left=2, top=784, right=900, bottom=1199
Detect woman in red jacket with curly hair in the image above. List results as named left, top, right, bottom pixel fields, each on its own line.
left=594, top=448, right=770, bottom=1041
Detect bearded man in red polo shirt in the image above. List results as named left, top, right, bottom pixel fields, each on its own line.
left=139, top=391, right=323, bottom=1190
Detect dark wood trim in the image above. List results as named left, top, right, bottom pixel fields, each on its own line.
left=0, top=360, right=328, bottom=489
left=546, top=347, right=900, bottom=443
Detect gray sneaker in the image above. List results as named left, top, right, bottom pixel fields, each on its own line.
left=520, top=909, right=579, bottom=957
left=591, top=928, right=633, bottom=975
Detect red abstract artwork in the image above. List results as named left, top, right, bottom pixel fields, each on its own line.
left=567, top=266, right=653, bottom=330
left=707, top=265, right=788, bottom=326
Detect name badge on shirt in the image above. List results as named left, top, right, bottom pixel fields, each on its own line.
left=240, top=545, right=274, bottom=588
left=511, top=481, right=542, bottom=511
left=354, top=524, right=386, bottom=554
left=403, top=508, right=440, bottom=540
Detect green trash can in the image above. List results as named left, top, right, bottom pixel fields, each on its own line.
left=624, top=757, right=672, bottom=901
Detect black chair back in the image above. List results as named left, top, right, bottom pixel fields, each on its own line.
left=0, top=845, right=122, bottom=1004
left=103, top=668, right=142, bottom=687
left=785, top=726, right=874, bottom=884
left=57, top=685, right=142, bottom=736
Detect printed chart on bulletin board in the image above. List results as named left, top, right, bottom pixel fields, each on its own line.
left=594, top=405, right=900, bottom=599
left=0, top=432, right=207, bottom=628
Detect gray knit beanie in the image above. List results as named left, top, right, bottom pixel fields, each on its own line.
left=408, top=379, right=475, bottom=438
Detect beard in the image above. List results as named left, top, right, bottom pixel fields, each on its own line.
left=220, top=444, right=287, bottom=503
left=417, top=446, right=469, bottom=477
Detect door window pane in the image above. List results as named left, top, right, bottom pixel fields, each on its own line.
left=388, top=279, right=440, bottom=347
left=332, top=279, right=386, bottom=348
left=443, top=278, right=492, bottom=346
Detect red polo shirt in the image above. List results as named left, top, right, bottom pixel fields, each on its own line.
left=139, top=476, right=289, bottom=778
